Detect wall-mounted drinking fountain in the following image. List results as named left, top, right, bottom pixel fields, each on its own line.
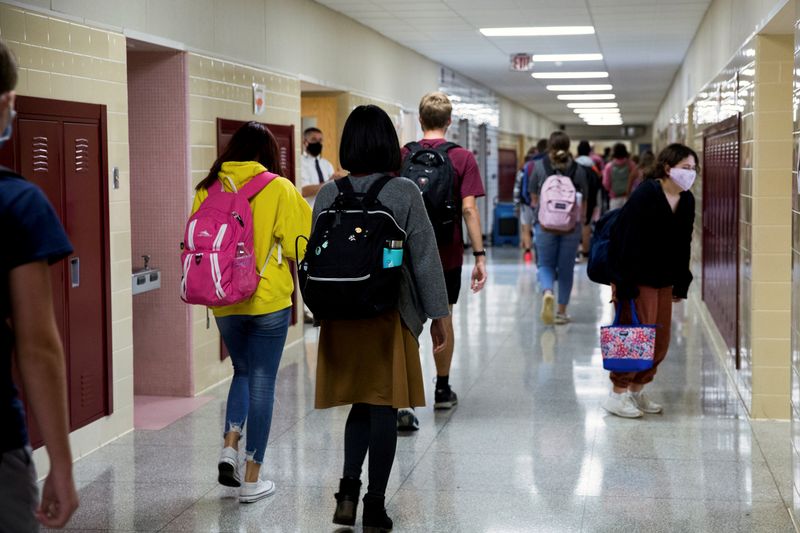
left=132, top=255, right=161, bottom=295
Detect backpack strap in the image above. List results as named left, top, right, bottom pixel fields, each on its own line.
left=335, top=176, right=355, bottom=196
left=404, top=141, right=424, bottom=154
left=240, top=171, right=279, bottom=200
left=363, top=175, right=394, bottom=206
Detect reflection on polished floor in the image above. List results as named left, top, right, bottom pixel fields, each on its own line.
left=48, top=249, right=796, bottom=532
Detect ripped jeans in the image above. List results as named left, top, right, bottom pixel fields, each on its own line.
left=216, top=307, right=291, bottom=464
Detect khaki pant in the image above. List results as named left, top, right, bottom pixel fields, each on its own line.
left=610, top=285, right=673, bottom=388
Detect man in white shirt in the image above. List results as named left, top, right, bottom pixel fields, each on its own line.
left=300, top=127, right=337, bottom=208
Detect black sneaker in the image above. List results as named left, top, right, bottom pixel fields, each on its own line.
left=434, top=386, right=458, bottom=409
left=397, top=408, right=419, bottom=431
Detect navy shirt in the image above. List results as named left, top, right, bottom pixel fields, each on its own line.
left=1, top=169, right=73, bottom=452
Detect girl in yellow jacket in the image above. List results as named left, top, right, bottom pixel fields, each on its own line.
left=192, top=122, right=311, bottom=503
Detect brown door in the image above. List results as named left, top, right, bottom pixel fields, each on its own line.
left=216, top=119, right=298, bottom=360
left=498, top=148, right=518, bottom=202
left=702, top=115, right=740, bottom=368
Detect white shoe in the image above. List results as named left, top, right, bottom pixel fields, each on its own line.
left=239, top=478, right=276, bottom=503
left=602, top=391, right=643, bottom=418
left=218, top=447, right=241, bottom=487
left=631, top=391, right=663, bottom=414
left=541, top=292, right=555, bottom=324
left=554, top=313, right=571, bottom=325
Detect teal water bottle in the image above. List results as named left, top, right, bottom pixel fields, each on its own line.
left=383, top=240, right=403, bottom=268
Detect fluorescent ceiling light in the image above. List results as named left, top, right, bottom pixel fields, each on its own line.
left=532, top=53, right=603, bottom=62
left=531, top=71, right=608, bottom=79
left=585, top=120, right=624, bottom=125
left=546, top=84, right=612, bottom=91
left=557, top=93, right=615, bottom=100
left=480, top=26, right=595, bottom=37
left=567, top=102, right=617, bottom=108
left=579, top=113, right=621, bottom=119
left=574, top=108, right=621, bottom=114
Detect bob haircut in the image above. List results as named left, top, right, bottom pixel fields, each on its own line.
left=651, top=143, right=700, bottom=180
left=339, top=105, right=401, bottom=175
left=197, top=121, right=282, bottom=191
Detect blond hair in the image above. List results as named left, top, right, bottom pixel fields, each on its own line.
left=419, top=92, right=452, bottom=131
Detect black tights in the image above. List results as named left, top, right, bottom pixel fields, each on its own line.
left=343, top=403, right=398, bottom=497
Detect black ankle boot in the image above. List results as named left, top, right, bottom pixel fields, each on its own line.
left=362, top=493, right=393, bottom=532
left=332, top=477, right=362, bottom=526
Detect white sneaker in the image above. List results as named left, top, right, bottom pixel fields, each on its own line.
left=217, top=447, right=241, bottom=487
left=541, top=292, right=555, bottom=324
left=602, top=391, right=643, bottom=418
left=631, top=391, right=663, bottom=414
left=554, top=313, right=571, bottom=325
left=239, top=478, right=276, bottom=503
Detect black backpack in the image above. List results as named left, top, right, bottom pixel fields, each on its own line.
left=587, top=208, right=621, bottom=285
left=400, top=141, right=460, bottom=245
left=297, top=175, right=407, bottom=320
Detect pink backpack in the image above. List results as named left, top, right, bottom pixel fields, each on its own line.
left=537, top=173, right=579, bottom=233
left=180, top=172, right=278, bottom=306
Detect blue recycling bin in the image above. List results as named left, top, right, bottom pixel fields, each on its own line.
left=492, top=202, right=519, bottom=247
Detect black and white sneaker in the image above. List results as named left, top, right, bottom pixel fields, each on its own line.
left=434, top=386, right=458, bottom=409
left=218, top=447, right=241, bottom=487
left=397, top=408, right=419, bottom=431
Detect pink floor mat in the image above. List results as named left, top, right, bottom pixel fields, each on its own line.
left=134, top=395, right=213, bottom=430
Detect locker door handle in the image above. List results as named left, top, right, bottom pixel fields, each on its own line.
left=70, top=257, right=80, bottom=288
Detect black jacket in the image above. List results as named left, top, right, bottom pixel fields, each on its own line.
left=609, top=179, right=694, bottom=300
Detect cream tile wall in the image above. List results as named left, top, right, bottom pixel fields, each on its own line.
left=750, top=34, right=793, bottom=419
left=188, top=52, right=303, bottom=394
left=791, top=1, right=800, bottom=517
left=0, top=4, right=134, bottom=471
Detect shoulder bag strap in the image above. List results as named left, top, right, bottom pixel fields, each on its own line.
left=363, top=175, right=394, bottom=206
left=335, top=175, right=355, bottom=196
left=404, top=141, right=423, bottom=154
left=239, top=171, right=279, bottom=200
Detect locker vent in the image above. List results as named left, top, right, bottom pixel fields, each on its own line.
left=75, top=138, right=89, bottom=172
left=80, top=372, right=97, bottom=408
left=32, top=136, right=48, bottom=173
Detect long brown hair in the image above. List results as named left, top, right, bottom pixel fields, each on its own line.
left=196, top=121, right=283, bottom=191
left=548, top=130, right=571, bottom=170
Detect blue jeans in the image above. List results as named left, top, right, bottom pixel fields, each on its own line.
left=534, top=224, right=581, bottom=306
left=216, top=307, right=291, bottom=464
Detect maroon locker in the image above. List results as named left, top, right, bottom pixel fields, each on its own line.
left=3, top=96, right=113, bottom=442
left=215, top=119, right=298, bottom=360
left=702, top=115, right=740, bottom=368
left=63, top=122, right=108, bottom=427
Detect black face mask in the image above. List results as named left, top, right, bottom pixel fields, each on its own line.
left=306, top=142, right=323, bottom=157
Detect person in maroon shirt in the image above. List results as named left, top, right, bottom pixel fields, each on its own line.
left=397, top=92, right=487, bottom=431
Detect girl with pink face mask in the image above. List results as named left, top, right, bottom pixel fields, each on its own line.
left=602, top=143, right=698, bottom=419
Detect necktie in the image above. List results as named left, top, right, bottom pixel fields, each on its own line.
left=315, top=158, right=324, bottom=184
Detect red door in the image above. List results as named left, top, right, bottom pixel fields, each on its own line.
left=498, top=148, right=518, bottom=202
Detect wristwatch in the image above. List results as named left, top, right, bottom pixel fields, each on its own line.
left=472, top=250, right=486, bottom=257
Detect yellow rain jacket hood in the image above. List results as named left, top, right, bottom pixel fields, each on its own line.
left=192, top=161, right=312, bottom=317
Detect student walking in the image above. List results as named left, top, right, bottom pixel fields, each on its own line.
left=514, top=139, right=548, bottom=263
left=395, top=91, right=487, bottom=431
left=531, top=131, right=589, bottom=325
left=192, top=122, right=311, bottom=502
left=312, top=105, right=449, bottom=532
left=602, top=143, right=639, bottom=209
left=575, top=140, right=603, bottom=260
left=0, top=38, right=79, bottom=531
left=603, top=143, right=697, bottom=418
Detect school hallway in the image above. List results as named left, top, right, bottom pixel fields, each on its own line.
left=45, top=249, right=795, bottom=532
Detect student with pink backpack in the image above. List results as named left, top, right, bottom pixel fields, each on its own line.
left=184, top=122, right=311, bottom=503
left=530, top=131, right=589, bottom=324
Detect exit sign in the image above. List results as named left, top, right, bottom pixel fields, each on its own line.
left=510, top=53, right=534, bottom=72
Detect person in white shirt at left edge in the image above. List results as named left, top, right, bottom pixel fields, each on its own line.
left=300, top=127, right=343, bottom=209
